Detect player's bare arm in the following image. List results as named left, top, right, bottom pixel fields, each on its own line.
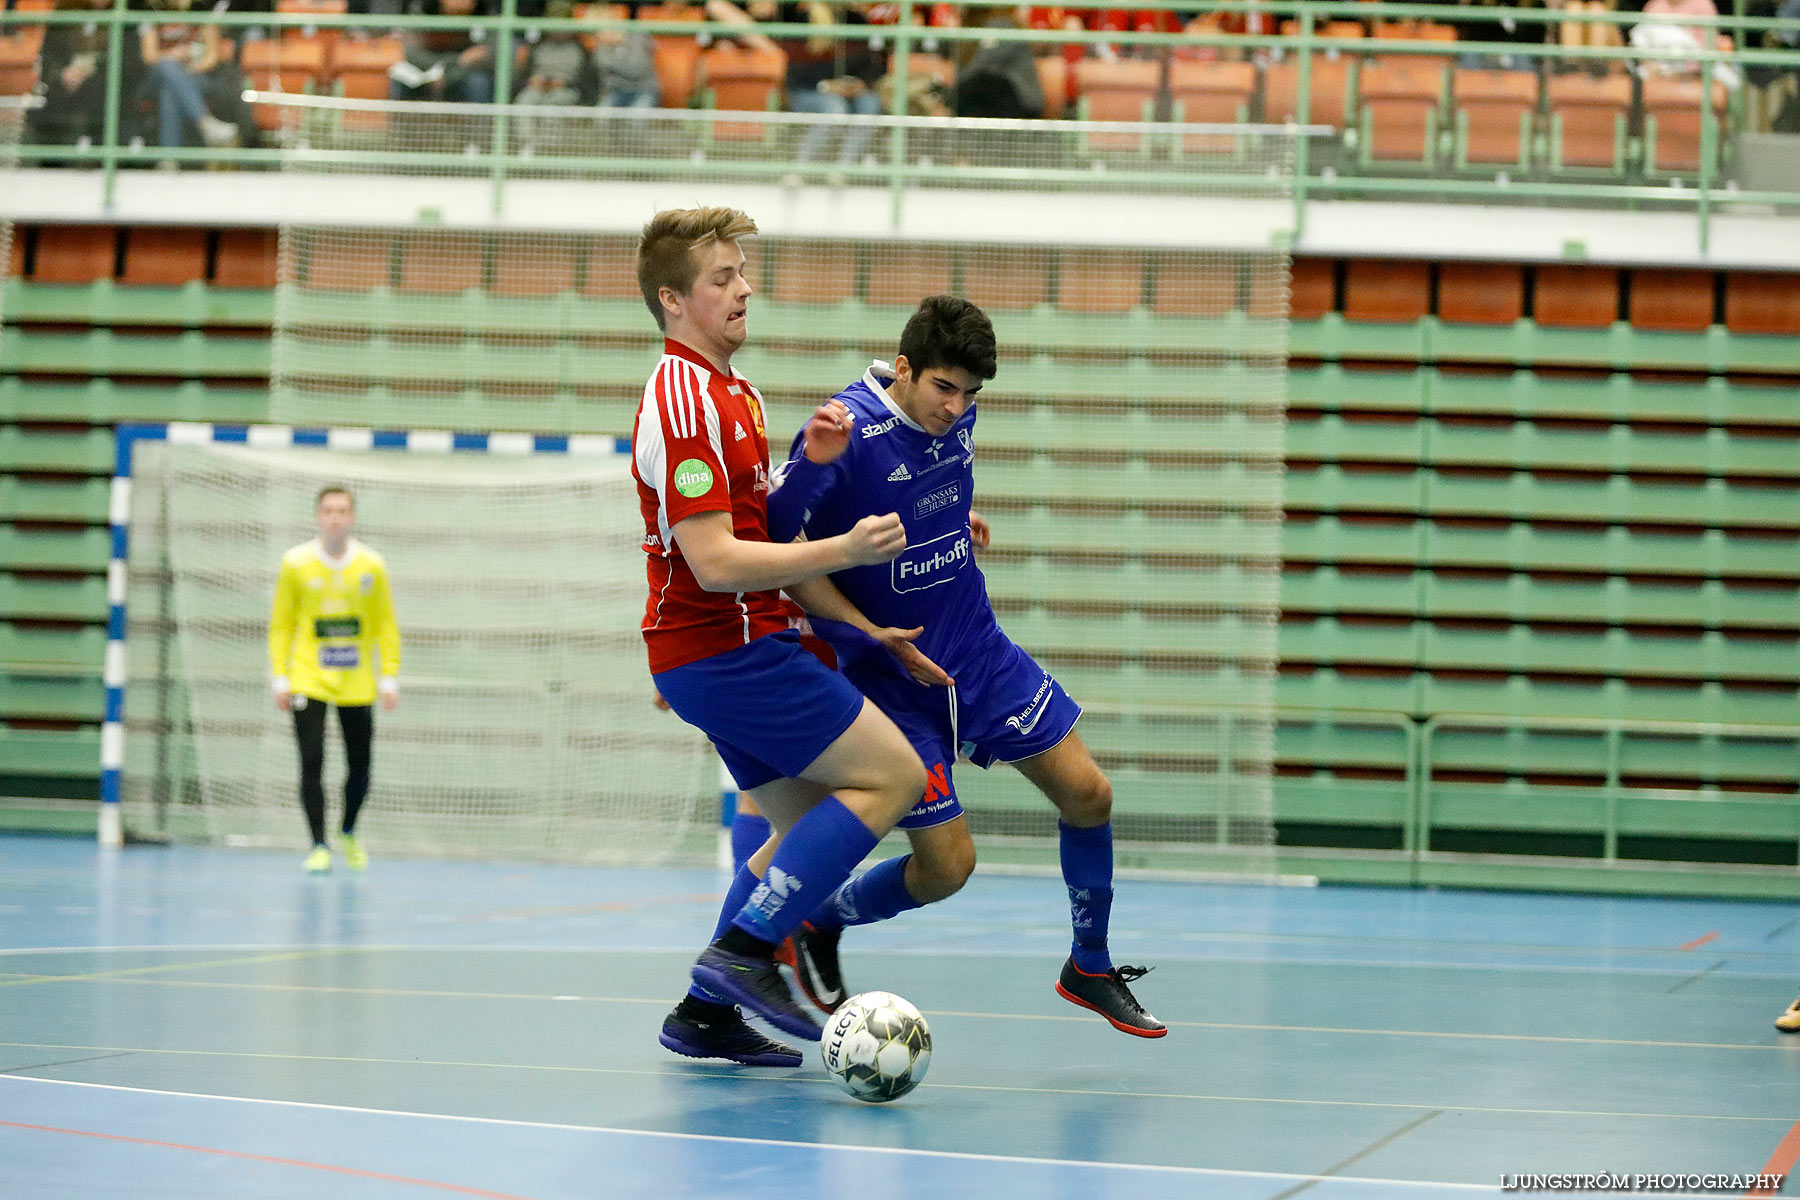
left=969, top=510, right=991, bottom=550
left=673, top=509, right=906, bottom=594
left=785, top=575, right=954, bottom=688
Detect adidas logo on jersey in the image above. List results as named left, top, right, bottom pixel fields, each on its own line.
left=888, top=464, right=912, bottom=482
left=734, top=423, right=748, bottom=441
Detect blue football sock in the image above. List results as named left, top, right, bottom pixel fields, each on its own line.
left=1060, top=820, right=1114, bottom=974
left=729, top=811, right=772, bottom=875
left=731, top=796, right=877, bottom=945
left=808, top=854, right=922, bottom=931
left=689, top=863, right=761, bottom=1003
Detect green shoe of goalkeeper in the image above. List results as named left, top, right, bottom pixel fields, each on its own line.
left=303, top=844, right=331, bottom=875
left=340, top=834, right=368, bottom=872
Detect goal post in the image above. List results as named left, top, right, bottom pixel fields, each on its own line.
left=105, top=421, right=718, bottom=863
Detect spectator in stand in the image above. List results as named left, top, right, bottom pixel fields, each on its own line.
left=1452, top=0, right=1545, bottom=70
left=135, top=0, right=259, bottom=163
left=1633, top=0, right=1740, bottom=85
left=593, top=10, right=659, bottom=107
left=29, top=0, right=146, bottom=148
left=952, top=11, right=1043, bottom=120
left=512, top=0, right=599, bottom=143
left=389, top=0, right=495, bottom=102
left=1548, top=0, right=1625, bottom=70
left=714, top=0, right=886, bottom=166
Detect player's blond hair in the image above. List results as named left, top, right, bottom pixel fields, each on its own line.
left=635, top=206, right=759, bottom=331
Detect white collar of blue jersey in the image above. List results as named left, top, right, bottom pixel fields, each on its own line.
left=862, top=360, right=929, bottom=434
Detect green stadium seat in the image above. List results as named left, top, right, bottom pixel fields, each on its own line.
left=0, top=426, right=115, bottom=474
left=0, top=573, right=108, bottom=622
left=0, top=673, right=103, bottom=721
left=0, top=621, right=107, bottom=668
left=0, top=379, right=270, bottom=425
left=0, top=726, right=101, bottom=778
left=1, top=329, right=271, bottom=379
left=0, top=525, right=111, bottom=572
left=0, top=477, right=109, bottom=523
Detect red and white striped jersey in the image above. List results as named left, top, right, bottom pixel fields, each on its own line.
left=632, top=338, right=790, bottom=674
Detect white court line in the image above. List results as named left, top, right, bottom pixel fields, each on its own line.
left=0, top=1041, right=1788, bottom=1123
left=0, top=1074, right=1502, bottom=1193
left=4, top=942, right=1796, bottom=984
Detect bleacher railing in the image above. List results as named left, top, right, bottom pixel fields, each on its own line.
left=3, top=0, right=1798, bottom=248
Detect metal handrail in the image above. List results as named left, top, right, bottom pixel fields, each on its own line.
left=4, top=0, right=1797, bottom=244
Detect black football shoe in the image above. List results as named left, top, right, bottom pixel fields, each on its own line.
left=692, top=941, right=824, bottom=1041
left=659, top=999, right=804, bottom=1067
left=789, top=923, right=848, bottom=1015
left=1055, top=959, right=1168, bottom=1038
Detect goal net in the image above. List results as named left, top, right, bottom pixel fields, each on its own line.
left=115, top=427, right=716, bottom=863
left=259, top=91, right=1296, bottom=876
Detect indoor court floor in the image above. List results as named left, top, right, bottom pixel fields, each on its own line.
left=2, top=834, right=1798, bottom=1199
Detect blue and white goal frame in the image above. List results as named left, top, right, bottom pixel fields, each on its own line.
left=101, top=422, right=632, bottom=847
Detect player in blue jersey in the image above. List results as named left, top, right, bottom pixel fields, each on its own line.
left=766, top=295, right=1165, bottom=1038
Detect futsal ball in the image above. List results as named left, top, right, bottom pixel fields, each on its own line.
left=819, top=991, right=932, bottom=1103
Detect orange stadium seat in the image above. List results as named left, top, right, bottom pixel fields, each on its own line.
left=492, top=235, right=579, bottom=297
left=1343, top=259, right=1430, bottom=323
left=0, top=30, right=38, bottom=96
left=1533, top=264, right=1619, bottom=328
left=1288, top=257, right=1335, bottom=320
left=398, top=233, right=483, bottom=294
left=120, top=227, right=208, bottom=286
left=1357, top=62, right=1443, bottom=165
left=214, top=228, right=279, bottom=289
left=1059, top=249, right=1142, bottom=314
left=581, top=235, right=640, bottom=299
left=243, top=35, right=329, bottom=130
left=1266, top=22, right=1363, bottom=129
left=1452, top=69, right=1536, bottom=168
left=770, top=242, right=856, bottom=306
left=1724, top=271, right=1800, bottom=337
left=8, top=229, right=25, bottom=278
left=961, top=247, right=1047, bottom=312
left=33, top=225, right=116, bottom=283
left=866, top=244, right=952, bottom=309
left=638, top=3, right=703, bottom=109
left=1641, top=76, right=1728, bottom=174
left=330, top=36, right=404, bottom=130
left=1547, top=74, right=1630, bottom=172
left=1437, top=261, right=1524, bottom=325
left=1151, top=254, right=1239, bottom=318
left=1074, top=58, right=1160, bottom=153
left=697, top=43, right=786, bottom=141
left=303, top=231, right=394, bottom=291
left=1629, top=268, right=1715, bottom=333
left=1167, top=60, right=1254, bottom=154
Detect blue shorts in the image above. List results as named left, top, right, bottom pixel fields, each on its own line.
left=654, top=631, right=866, bottom=792
left=846, top=634, right=1081, bottom=831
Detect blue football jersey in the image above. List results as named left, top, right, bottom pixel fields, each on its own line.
left=768, top=361, right=1000, bottom=677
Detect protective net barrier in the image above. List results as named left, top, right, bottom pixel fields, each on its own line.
left=263, top=95, right=1293, bottom=874
left=118, top=439, right=716, bottom=863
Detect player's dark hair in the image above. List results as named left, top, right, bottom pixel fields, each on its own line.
left=316, top=485, right=353, bottom=509
left=899, top=295, right=997, bottom=381
left=636, top=206, right=759, bottom=331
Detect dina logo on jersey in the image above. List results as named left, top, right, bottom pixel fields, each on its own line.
left=674, top=458, right=715, bottom=498
left=892, top=530, right=971, bottom=594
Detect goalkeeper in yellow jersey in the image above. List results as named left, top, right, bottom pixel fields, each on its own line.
left=268, top=486, right=401, bottom=875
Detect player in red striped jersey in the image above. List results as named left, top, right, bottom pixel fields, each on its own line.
left=630, top=206, right=937, bottom=1065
